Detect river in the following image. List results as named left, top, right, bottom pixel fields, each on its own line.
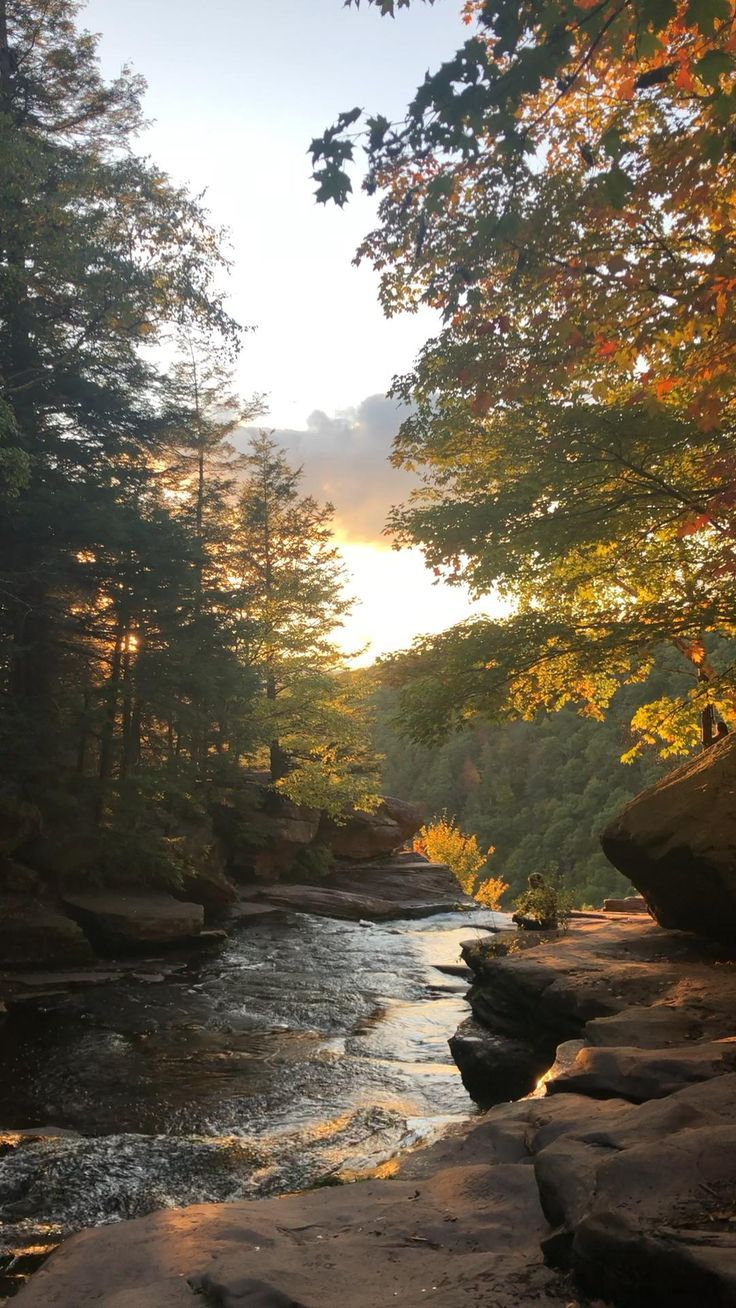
left=0, top=907, right=507, bottom=1296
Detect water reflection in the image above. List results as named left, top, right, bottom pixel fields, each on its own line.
left=0, top=908, right=506, bottom=1292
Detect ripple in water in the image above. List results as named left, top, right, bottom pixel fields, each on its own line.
left=0, top=908, right=507, bottom=1292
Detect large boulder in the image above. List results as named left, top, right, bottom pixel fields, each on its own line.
left=61, top=892, right=204, bottom=953
left=601, top=734, right=736, bottom=939
left=317, top=797, right=421, bottom=861
left=0, top=899, right=95, bottom=968
left=211, top=786, right=320, bottom=882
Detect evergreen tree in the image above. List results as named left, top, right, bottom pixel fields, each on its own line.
left=232, top=433, right=378, bottom=811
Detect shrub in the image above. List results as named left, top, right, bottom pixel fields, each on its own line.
left=414, top=815, right=507, bottom=906
left=512, top=874, right=573, bottom=930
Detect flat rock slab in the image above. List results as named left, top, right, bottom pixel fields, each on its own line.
left=255, top=862, right=471, bottom=922
left=0, top=901, right=94, bottom=969
left=227, top=902, right=293, bottom=927
left=61, top=892, right=204, bottom=952
left=11, top=1167, right=568, bottom=1308
left=547, top=1037, right=736, bottom=1102
left=585, top=1003, right=705, bottom=1047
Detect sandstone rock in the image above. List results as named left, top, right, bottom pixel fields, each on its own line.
left=546, top=1037, right=736, bottom=1102
left=603, top=895, right=649, bottom=913
left=188, top=1273, right=309, bottom=1307
left=212, top=787, right=320, bottom=882
left=0, top=900, right=94, bottom=969
left=317, top=796, right=421, bottom=861
left=254, top=860, right=470, bottom=922
left=585, top=1003, right=703, bottom=1048
left=601, top=733, right=736, bottom=939
left=10, top=1173, right=561, bottom=1308
left=449, top=1016, right=540, bottom=1108
left=61, top=892, right=204, bottom=953
left=572, top=1126, right=736, bottom=1306
left=574, top=1212, right=736, bottom=1308
left=178, top=861, right=237, bottom=913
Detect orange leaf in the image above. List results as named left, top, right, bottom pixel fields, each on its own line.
left=675, top=66, right=696, bottom=93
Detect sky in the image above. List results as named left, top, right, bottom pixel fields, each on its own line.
left=84, top=0, right=495, bottom=660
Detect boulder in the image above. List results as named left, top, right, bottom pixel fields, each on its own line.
left=0, top=899, right=95, bottom=968
left=546, top=1037, right=736, bottom=1103
left=61, top=892, right=204, bottom=953
left=448, top=1016, right=540, bottom=1107
left=317, top=797, right=421, bottom=861
left=601, top=733, right=736, bottom=939
left=603, top=895, right=649, bottom=913
left=572, top=1126, right=736, bottom=1307
left=211, top=787, right=320, bottom=882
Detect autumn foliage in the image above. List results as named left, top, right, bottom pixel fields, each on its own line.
left=318, top=0, right=736, bottom=756
left=414, top=816, right=507, bottom=907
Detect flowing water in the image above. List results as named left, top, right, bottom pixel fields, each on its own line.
left=0, top=907, right=508, bottom=1295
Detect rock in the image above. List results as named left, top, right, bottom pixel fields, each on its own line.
left=188, top=1273, right=309, bottom=1307
left=60, top=892, right=204, bottom=953
left=546, top=1037, right=736, bottom=1102
left=603, top=895, right=649, bottom=913
left=317, top=796, right=421, bottom=861
left=212, top=787, right=320, bottom=882
left=254, top=859, right=470, bottom=922
left=574, top=1212, right=736, bottom=1308
left=448, top=1016, right=541, bottom=1108
left=0, top=899, right=94, bottom=968
left=227, top=901, right=292, bottom=927
left=601, top=733, right=736, bottom=939
left=178, top=858, right=237, bottom=914
left=585, top=1003, right=704, bottom=1048
left=572, top=1126, right=736, bottom=1306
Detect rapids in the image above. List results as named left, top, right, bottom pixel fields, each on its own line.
left=0, top=907, right=508, bottom=1295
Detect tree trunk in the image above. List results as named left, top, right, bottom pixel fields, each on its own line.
left=96, top=617, right=125, bottom=822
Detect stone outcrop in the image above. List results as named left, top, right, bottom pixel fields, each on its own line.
left=251, top=858, right=472, bottom=922
left=316, top=797, right=421, bottom=862
left=601, top=733, right=736, bottom=939
left=0, top=900, right=95, bottom=969
left=60, top=892, right=205, bottom=953
left=211, top=786, right=321, bottom=882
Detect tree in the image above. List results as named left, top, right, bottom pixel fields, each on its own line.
left=314, top=0, right=736, bottom=751
left=0, top=0, right=240, bottom=795
left=231, top=433, right=379, bottom=811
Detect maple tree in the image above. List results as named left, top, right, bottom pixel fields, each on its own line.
left=317, top=0, right=736, bottom=752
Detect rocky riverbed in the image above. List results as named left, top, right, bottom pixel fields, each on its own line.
left=9, top=913, right=736, bottom=1308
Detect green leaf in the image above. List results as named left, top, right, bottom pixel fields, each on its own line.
left=687, top=0, right=732, bottom=36
left=695, top=50, right=733, bottom=89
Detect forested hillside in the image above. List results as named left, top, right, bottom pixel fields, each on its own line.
left=376, top=661, right=699, bottom=907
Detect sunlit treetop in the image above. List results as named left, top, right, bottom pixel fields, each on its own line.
left=315, top=0, right=736, bottom=425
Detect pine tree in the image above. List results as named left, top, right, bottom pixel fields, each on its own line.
left=232, top=432, right=378, bottom=811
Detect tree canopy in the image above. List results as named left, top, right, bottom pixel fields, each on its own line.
left=316, top=0, right=736, bottom=754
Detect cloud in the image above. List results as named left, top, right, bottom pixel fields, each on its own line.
left=238, top=393, right=417, bottom=545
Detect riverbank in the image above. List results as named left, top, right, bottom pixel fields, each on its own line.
left=9, top=913, right=736, bottom=1307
